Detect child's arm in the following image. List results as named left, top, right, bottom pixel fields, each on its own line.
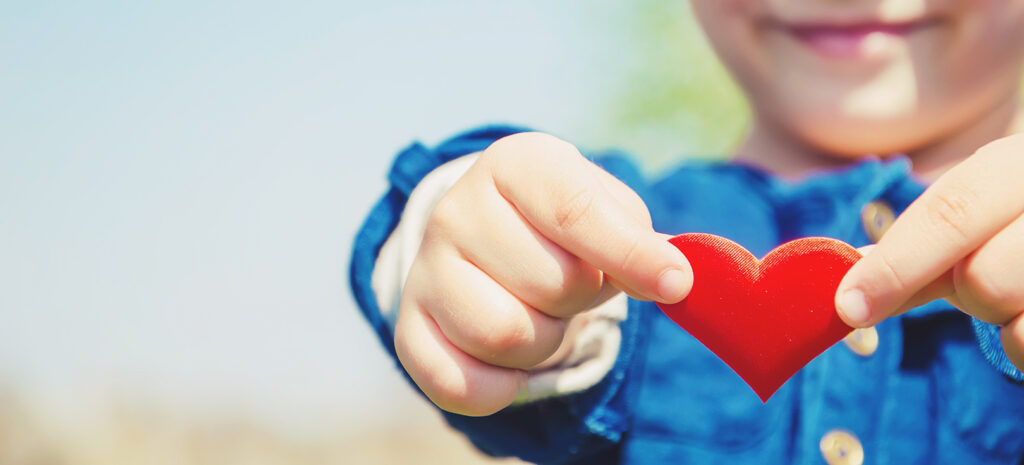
left=392, top=131, right=691, bottom=415
left=835, top=133, right=1024, bottom=380
left=350, top=126, right=690, bottom=463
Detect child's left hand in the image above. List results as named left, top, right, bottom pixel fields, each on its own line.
left=835, top=133, right=1024, bottom=372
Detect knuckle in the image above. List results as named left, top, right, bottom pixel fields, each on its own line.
left=480, top=137, right=513, bottom=166
left=483, top=132, right=584, bottom=199
left=956, top=259, right=1020, bottom=320
left=875, top=251, right=910, bottom=294
left=429, top=375, right=515, bottom=417
left=529, top=267, right=572, bottom=304
left=533, top=259, right=602, bottom=316
left=392, top=293, right=520, bottom=416
left=553, top=185, right=598, bottom=233
left=922, top=186, right=976, bottom=243
left=484, top=132, right=577, bottom=166
left=425, top=193, right=463, bottom=239
left=426, top=375, right=475, bottom=414
left=617, top=234, right=645, bottom=278
left=460, top=298, right=564, bottom=368
left=476, top=309, right=535, bottom=354
left=399, top=326, right=515, bottom=415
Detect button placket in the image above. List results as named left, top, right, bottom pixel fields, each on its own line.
left=801, top=197, right=900, bottom=464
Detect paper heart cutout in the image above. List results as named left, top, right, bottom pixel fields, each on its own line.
left=656, top=233, right=860, bottom=402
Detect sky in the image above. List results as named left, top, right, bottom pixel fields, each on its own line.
left=0, top=0, right=638, bottom=433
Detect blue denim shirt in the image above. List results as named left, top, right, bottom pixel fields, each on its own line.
left=349, top=126, right=1024, bottom=464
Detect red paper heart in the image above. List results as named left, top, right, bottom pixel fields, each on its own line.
left=656, top=233, right=860, bottom=402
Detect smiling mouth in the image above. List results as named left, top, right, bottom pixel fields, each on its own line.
left=776, top=18, right=939, bottom=59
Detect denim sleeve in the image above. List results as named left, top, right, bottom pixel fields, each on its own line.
left=971, top=319, right=1024, bottom=383
left=348, top=125, right=650, bottom=464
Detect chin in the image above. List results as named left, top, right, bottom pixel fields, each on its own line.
left=785, top=114, right=938, bottom=158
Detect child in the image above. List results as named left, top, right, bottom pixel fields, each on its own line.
left=350, top=1, right=1024, bottom=463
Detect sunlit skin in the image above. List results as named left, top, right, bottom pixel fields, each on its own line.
left=393, top=0, right=1024, bottom=417
left=693, top=0, right=1024, bottom=179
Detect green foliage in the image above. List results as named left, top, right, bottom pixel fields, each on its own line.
left=593, top=2, right=749, bottom=171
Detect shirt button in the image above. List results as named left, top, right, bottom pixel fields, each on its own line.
left=820, top=429, right=864, bottom=465
left=843, top=326, right=879, bottom=357
left=861, top=200, right=896, bottom=243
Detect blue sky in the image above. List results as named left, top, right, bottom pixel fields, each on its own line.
left=0, top=1, right=640, bottom=431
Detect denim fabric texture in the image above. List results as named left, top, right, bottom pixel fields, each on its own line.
left=349, top=126, right=1024, bottom=464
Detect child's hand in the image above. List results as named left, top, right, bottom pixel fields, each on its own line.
left=393, top=132, right=693, bottom=416
left=836, top=134, right=1024, bottom=371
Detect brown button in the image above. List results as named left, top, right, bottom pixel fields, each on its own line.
left=861, top=201, right=895, bottom=242
left=843, top=326, right=879, bottom=357
left=820, top=429, right=864, bottom=465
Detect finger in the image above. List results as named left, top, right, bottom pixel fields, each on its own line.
left=590, top=160, right=675, bottom=301
left=592, top=156, right=656, bottom=229
left=857, top=246, right=959, bottom=315
left=532, top=309, right=594, bottom=371
left=836, top=135, right=1024, bottom=327
left=901, top=269, right=956, bottom=314
left=604, top=274, right=649, bottom=302
left=484, top=132, right=692, bottom=303
left=408, top=247, right=567, bottom=370
left=394, top=301, right=525, bottom=417
left=952, top=213, right=1024, bottom=325
left=430, top=166, right=603, bottom=318
left=1001, top=313, right=1024, bottom=372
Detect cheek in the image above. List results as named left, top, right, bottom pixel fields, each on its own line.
left=762, top=0, right=1024, bottom=154
left=951, top=0, right=1024, bottom=63
left=933, top=0, right=1024, bottom=110
left=694, top=0, right=1024, bottom=155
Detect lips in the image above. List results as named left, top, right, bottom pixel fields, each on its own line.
left=791, top=21, right=920, bottom=38
left=774, top=18, right=936, bottom=58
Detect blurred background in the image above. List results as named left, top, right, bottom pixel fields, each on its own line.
left=0, top=1, right=745, bottom=464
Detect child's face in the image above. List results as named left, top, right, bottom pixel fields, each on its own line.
left=692, top=0, right=1024, bottom=157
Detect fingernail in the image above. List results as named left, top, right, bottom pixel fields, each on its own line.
left=657, top=268, right=689, bottom=303
left=837, top=288, right=870, bottom=326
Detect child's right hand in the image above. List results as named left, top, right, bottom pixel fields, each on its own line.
left=393, top=132, right=693, bottom=416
